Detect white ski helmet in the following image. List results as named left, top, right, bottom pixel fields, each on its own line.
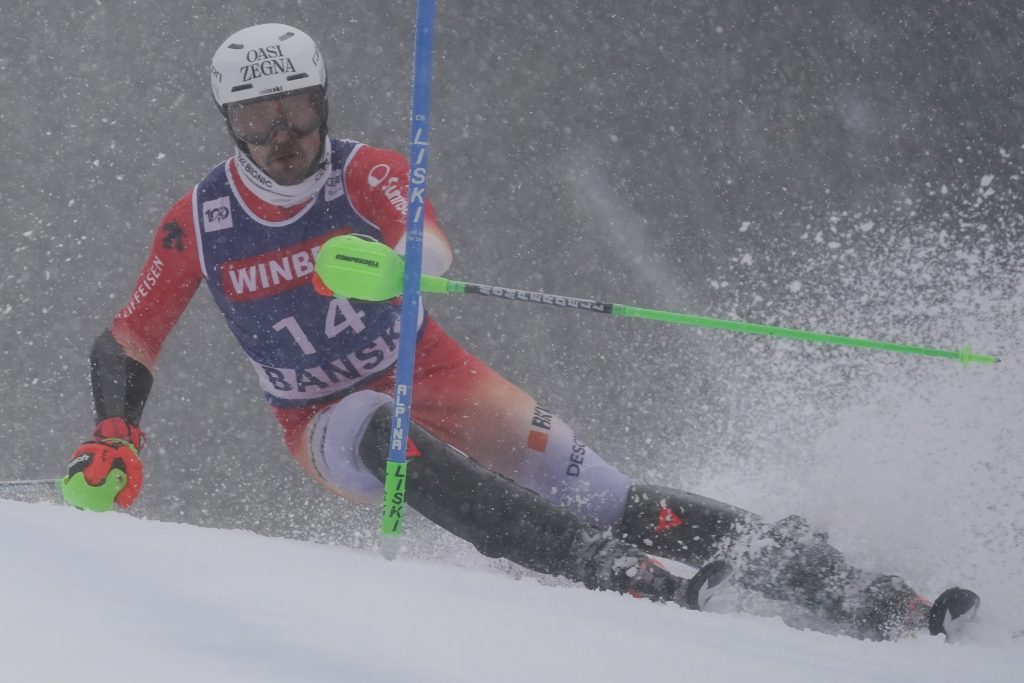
left=210, top=23, right=327, bottom=109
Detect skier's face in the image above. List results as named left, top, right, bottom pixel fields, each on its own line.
left=246, top=124, right=323, bottom=186
left=228, top=89, right=325, bottom=185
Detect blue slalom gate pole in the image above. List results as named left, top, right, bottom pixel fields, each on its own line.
left=379, top=0, right=436, bottom=560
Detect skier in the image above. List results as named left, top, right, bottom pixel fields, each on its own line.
left=62, top=23, right=974, bottom=640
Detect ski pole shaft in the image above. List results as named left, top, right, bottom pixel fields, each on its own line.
left=0, top=478, right=60, bottom=489
left=313, top=236, right=1001, bottom=366
left=446, top=281, right=998, bottom=365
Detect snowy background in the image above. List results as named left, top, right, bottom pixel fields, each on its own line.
left=1, top=1, right=1022, bottom=676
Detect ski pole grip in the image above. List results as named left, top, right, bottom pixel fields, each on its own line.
left=59, top=471, right=127, bottom=512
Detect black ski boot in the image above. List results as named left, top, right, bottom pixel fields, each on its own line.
left=856, top=578, right=981, bottom=640
left=855, top=575, right=931, bottom=640
left=736, top=519, right=976, bottom=641
left=571, top=530, right=732, bottom=610
left=728, top=514, right=865, bottom=627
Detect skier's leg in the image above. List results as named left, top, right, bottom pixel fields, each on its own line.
left=361, top=321, right=909, bottom=633
left=368, top=318, right=634, bottom=530
left=270, top=318, right=633, bottom=528
left=615, top=483, right=931, bottom=638
left=308, top=389, right=724, bottom=607
left=732, top=515, right=932, bottom=639
left=285, top=318, right=927, bottom=637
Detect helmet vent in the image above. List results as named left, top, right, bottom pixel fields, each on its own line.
left=279, top=32, right=295, bottom=41
left=230, top=83, right=254, bottom=93
left=286, top=73, right=309, bottom=81
left=227, top=43, right=244, bottom=49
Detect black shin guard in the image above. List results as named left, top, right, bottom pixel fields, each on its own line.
left=615, top=483, right=757, bottom=565
left=358, top=408, right=687, bottom=603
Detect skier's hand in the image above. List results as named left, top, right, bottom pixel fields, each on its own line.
left=312, top=272, right=336, bottom=297
left=311, top=271, right=400, bottom=305
left=61, top=418, right=145, bottom=511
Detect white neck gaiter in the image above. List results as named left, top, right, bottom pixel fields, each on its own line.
left=233, top=136, right=331, bottom=207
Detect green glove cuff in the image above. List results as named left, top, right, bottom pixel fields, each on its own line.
left=60, top=471, right=127, bottom=512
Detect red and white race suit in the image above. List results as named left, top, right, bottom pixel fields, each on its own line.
left=110, top=138, right=631, bottom=526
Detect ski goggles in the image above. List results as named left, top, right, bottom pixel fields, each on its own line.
left=227, top=88, right=326, bottom=146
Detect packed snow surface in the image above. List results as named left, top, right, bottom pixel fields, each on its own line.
left=1, top=498, right=1020, bottom=683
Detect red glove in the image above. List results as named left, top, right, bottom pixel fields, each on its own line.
left=67, top=418, right=145, bottom=508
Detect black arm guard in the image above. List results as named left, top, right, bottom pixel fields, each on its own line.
left=89, top=329, right=154, bottom=425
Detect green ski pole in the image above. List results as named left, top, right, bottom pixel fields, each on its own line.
left=0, top=478, right=61, bottom=490
left=314, top=235, right=1000, bottom=366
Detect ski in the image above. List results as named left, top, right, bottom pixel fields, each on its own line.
left=927, top=587, right=980, bottom=640
left=684, top=559, right=734, bottom=611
